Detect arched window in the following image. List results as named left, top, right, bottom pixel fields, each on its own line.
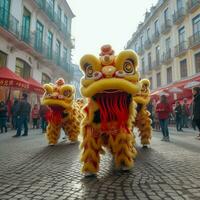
left=41, top=73, right=51, bottom=84
left=15, top=58, right=31, bottom=79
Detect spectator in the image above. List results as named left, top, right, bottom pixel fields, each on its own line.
left=11, top=99, right=20, bottom=129
left=13, top=93, right=31, bottom=137
left=156, top=95, right=171, bottom=141
left=192, top=87, right=200, bottom=139
left=31, top=104, right=39, bottom=129
left=0, top=101, right=8, bottom=133
left=174, top=101, right=183, bottom=132
left=189, top=102, right=196, bottom=130
left=39, top=104, right=49, bottom=133
left=182, top=98, right=190, bottom=128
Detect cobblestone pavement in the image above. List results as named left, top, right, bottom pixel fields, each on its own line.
left=0, top=127, right=200, bottom=200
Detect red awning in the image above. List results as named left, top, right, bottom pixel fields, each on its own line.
left=27, top=78, right=44, bottom=95
left=0, top=67, right=29, bottom=89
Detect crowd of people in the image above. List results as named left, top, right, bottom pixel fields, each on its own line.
left=1, top=87, right=200, bottom=141
left=148, top=87, right=200, bottom=141
left=0, top=93, right=49, bottom=137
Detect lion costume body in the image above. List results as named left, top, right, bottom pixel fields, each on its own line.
left=79, top=45, right=150, bottom=176
left=134, top=79, right=152, bottom=147
left=42, top=78, right=83, bottom=145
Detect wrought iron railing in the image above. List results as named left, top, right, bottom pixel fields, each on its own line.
left=0, top=7, right=19, bottom=37
left=189, top=31, right=200, bottom=48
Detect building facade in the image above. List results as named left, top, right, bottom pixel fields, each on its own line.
left=0, top=0, right=74, bottom=88
left=70, top=64, right=83, bottom=98
left=126, top=0, right=200, bottom=91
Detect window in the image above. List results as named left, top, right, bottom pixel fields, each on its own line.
left=0, top=0, right=10, bottom=28
left=154, top=20, right=159, bottom=33
left=58, top=6, right=61, bottom=19
left=148, top=52, right=152, bottom=70
left=55, top=39, right=61, bottom=64
left=165, top=37, right=171, bottom=52
left=35, top=20, right=43, bottom=52
left=22, top=7, right=31, bottom=43
left=134, top=42, right=138, bottom=52
left=193, top=14, right=200, bottom=34
left=0, top=51, right=7, bottom=66
left=167, top=67, right=172, bottom=84
left=177, top=0, right=184, bottom=10
left=47, top=31, right=53, bottom=59
left=156, top=72, right=161, bottom=87
left=57, top=6, right=61, bottom=28
left=178, top=26, right=185, bottom=44
left=180, top=59, right=187, bottom=78
left=140, top=35, right=144, bottom=49
left=63, top=47, right=68, bottom=63
left=147, top=28, right=150, bottom=40
left=141, top=58, right=145, bottom=74
left=149, top=77, right=152, bottom=90
left=155, top=46, right=160, bottom=64
left=42, top=73, right=51, bottom=84
left=46, top=0, right=54, bottom=19
left=164, top=8, right=169, bottom=23
left=64, top=15, right=68, bottom=32
left=195, top=52, right=200, bottom=73
left=15, top=58, right=31, bottom=79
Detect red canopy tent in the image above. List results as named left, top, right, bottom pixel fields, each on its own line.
left=27, top=78, right=44, bottom=95
left=151, top=73, right=200, bottom=105
left=0, top=67, right=29, bottom=89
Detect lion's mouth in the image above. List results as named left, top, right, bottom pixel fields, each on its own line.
left=46, top=106, right=65, bottom=125
left=93, top=91, right=132, bottom=130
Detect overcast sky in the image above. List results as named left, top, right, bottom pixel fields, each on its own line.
left=67, top=0, right=158, bottom=64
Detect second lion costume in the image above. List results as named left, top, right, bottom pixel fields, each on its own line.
left=42, top=78, right=83, bottom=145
left=79, top=45, right=152, bottom=176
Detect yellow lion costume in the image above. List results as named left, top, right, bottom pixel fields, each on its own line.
left=42, top=78, right=83, bottom=145
left=79, top=45, right=142, bottom=176
left=134, top=79, right=152, bottom=147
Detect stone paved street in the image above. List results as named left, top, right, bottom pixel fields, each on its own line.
left=0, top=128, right=200, bottom=200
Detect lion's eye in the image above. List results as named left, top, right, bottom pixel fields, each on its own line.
left=123, top=59, right=134, bottom=74
left=85, top=65, right=93, bottom=78
left=83, top=63, right=94, bottom=78
left=63, top=90, right=71, bottom=97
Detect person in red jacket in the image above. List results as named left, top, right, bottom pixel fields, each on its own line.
left=156, top=95, right=171, bottom=141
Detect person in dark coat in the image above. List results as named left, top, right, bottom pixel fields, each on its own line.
left=0, top=101, right=8, bottom=133
left=192, top=87, right=200, bottom=138
left=39, top=104, right=49, bottom=133
left=11, top=99, right=20, bottom=129
left=13, top=93, right=31, bottom=137
left=174, top=101, right=183, bottom=132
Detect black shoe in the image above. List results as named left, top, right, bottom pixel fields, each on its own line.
left=22, top=134, right=28, bottom=136
left=12, top=135, right=20, bottom=137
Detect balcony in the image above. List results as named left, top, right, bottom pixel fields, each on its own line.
left=152, top=59, right=161, bottom=70
left=17, top=31, right=73, bottom=77
left=162, top=49, right=173, bottom=65
left=175, top=41, right=188, bottom=57
left=33, top=0, right=73, bottom=48
left=152, top=31, right=160, bottom=44
left=144, top=39, right=152, bottom=50
left=173, top=7, right=186, bottom=25
left=161, top=19, right=172, bottom=35
left=137, top=46, right=144, bottom=55
left=187, top=0, right=200, bottom=13
left=189, top=31, right=200, bottom=49
left=0, top=7, right=19, bottom=38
